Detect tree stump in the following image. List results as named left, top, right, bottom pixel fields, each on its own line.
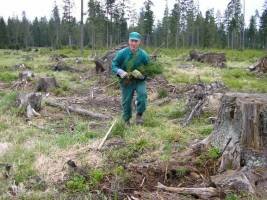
left=188, top=50, right=226, bottom=68
left=209, top=93, right=267, bottom=170
left=198, top=92, right=267, bottom=194
left=16, top=92, right=42, bottom=119
left=36, top=77, right=58, bottom=92
left=94, top=43, right=128, bottom=74
left=19, top=70, right=34, bottom=81
left=249, top=56, right=267, bottom=73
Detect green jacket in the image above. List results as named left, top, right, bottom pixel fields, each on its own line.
left=112, top=47, right=150, bottom=75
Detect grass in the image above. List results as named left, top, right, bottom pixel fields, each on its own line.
left=0, top=48, right=266, bottom=198
left=0, top=71, right=17, bottom=83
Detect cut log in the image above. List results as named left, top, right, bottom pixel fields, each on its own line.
left=45, top=99, right=111, bottom=120
left=156, top=182, right=221, bottom=200
left=188, top=50, right=226, bottom=68
left=36, top=77, right=58, bottom=92
left=16, top=92, right=42, bottom=119
left=249, top=56, right=267, bottom=73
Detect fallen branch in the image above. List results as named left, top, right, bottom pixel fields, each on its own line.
left=45, top=99, right=111, bottom=120
left=97, top=120, right=117, bottom=150
left=183, top=99, right=205, bottom=127
left=156, top=182, right=220, bottom=200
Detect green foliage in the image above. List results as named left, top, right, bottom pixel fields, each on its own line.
left=157, top=88, right=168, bottom=99
left=0, top=91, right=17, bottom=112
left=111, top=119, right=127, bottom=138
left=89, top=169, right=105, bottom=188
left=0, top=122, right=8, bottom=131
left=207, top=147, right=221, bottom=159
left=0, top=72, right=17, bottom=82
left=66, top=175, right=87, bottom=193
left=225, top=193, right=239, bottom=200
left=54, top=121, right=99, bottom=148
left=107, top=138, right=150, bottom=164
left=222, top=68, right=267, bottom=92
left=198, top=125, right=213, bottom=136
left=139, top=62, right=163, bottom=77
left=143, top=109, right=161, bottom=127
left=176, top=167, right=191, bottom=178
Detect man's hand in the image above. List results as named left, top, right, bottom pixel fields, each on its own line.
left=117, top=69, right=128, bottom=79
left=131, top=69, right=144, bottom=80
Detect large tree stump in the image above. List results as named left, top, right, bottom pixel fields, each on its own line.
left=188, top=50, right=226, bottom=68
left=198, top=92, right=267, bottom=194
left=16, top=93, right=42, bottom=119
left=94, top=43, right=128, bottom=74
left=36, top=77, right=58, bottom=92
left=210, top=93, right=267, bottom=170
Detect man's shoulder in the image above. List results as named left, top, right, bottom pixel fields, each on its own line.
left=139, top=48, right=149, bottom=57
left=117, top=47, right=129, bottom=55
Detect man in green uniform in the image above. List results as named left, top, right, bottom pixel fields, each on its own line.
left=112, top=32, right=150, bottom=125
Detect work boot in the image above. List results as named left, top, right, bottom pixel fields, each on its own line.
left=136, top=113, right=144, bottom=125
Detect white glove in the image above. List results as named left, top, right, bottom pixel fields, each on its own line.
left=117, top=69, right=128, bottom=78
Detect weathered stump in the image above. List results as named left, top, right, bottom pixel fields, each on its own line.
left=210, top=93, right=267, bottom=170
left=19, top=70, right=34, bottom=81
left=52, top=61, right=82, bottom=73
left=188, top=50, right=226, bottom=68
left=16, top=92, right=42, bottom=119
left=94, top=43, right=128, bottom=74
left=198, top=92, right=267, bottom=194
left=249, top=56, right=267, bottom=73
left=36, top=77, right=58, bottom=92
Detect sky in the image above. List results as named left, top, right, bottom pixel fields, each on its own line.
left=0, top=0, right=265, bottom=26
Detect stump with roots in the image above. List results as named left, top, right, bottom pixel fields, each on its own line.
left=16, top=92, right=42, bottom=119
left=188, top=50, right=226, bottom=68
left=94, top=43, right=128, bottom=74
left=197, top=92, right=267, bottom=194
left=35, top=77, right=58, bottom=92
left=249, top=56, right=267, bottom=73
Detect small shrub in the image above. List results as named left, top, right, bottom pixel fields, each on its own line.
left=225, top=193, right=239, bottom=200
left=208, top=147, right=220, bottom=159
left=199, top=125, right=213, bottom=136
left=89, top=169, right=105, bottom=188
left=157, top=88, right=168, bottom=99
left=139, top=62, right=163, bottom=77
left=66, top=175, right=87, bottom=193
left=176, top=167, right=190, bottom=178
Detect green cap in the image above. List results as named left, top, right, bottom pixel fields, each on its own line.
left=129, top=32, right=142, bottom=41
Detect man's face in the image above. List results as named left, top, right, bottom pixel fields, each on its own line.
left=129, top=39, right=141, bottom=52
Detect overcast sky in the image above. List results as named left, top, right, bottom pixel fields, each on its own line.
left=0, top=0, right=265, bottom=26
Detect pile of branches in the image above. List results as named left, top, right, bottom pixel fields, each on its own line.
left=183, top=81, right=226, bottom=126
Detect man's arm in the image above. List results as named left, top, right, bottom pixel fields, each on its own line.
left=111, top=50, right=128, bottom=78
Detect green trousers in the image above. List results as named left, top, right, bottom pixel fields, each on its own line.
left=120, top=79, right=147, bottom=122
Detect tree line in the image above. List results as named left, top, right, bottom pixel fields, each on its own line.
left=0, top=0, right=266, bottom=50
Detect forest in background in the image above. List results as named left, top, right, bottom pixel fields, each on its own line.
left=0, top=0, right=267, bottom=50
